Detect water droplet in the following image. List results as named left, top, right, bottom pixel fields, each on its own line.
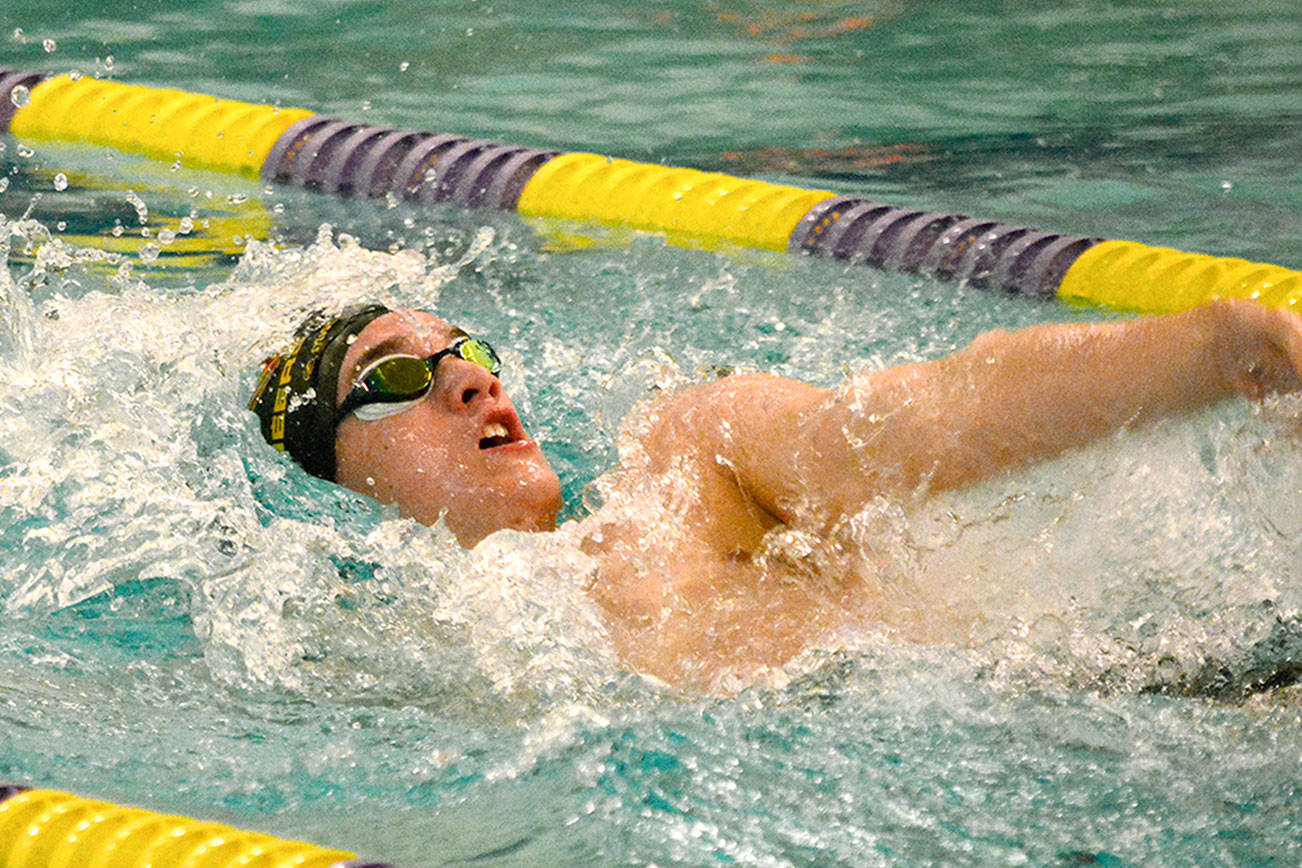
left=385, top=191, right=400, bottom=209
left=42, top=38, right=56, bottom=53
left=52, top=172, right=67, bottom=191
left=16, top=144, right=33, bottom=158
left=1220, top=180, right=1233, bottom=192
left=125, top=190, right=148, bottom=224
left=68, top=70, right=81, bottom=81
left=9, top=85, right=29, bottom=108
left=226, top=193, right=247, bottom=205
left=0, top=178, right=9, bottom=193
left=139, top=243, right=161, bottom=264
left=55, top=220, right=66, bottom=230
left=12, top=27, right=24, bottom=42
left=157, top=228, right=176, bottom=245
left=178, top=216, right=194, bottom=234
left=103, top=55, right=114, bottom=71
left=399, top=61, right=410, bottom=72
left=361, top=100, right=372, bottom=111
left=466, top=27, right=474, bottom=36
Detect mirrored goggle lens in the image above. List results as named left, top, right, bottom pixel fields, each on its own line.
left=453, top=337, right=501, bottom=376
left=362, top=355, right=432, bottom=402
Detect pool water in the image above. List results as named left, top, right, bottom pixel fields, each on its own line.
left=2, top=1, right=1301, bottom=864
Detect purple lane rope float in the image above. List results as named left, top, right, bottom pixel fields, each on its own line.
left=1, top=67, right=1298, bottom=312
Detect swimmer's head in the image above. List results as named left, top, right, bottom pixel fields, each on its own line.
left=251, top=306, right=561, bottom=546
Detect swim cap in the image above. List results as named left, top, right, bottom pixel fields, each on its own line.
left=248, top=304, right=390, bottom=480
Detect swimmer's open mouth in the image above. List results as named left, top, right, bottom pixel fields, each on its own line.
left=479, top=422, right=516, bottom=450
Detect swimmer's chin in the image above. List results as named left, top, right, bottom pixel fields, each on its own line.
left=443, top=486, right=563, bottom=548
left=456, top=513, right=559, bottom=549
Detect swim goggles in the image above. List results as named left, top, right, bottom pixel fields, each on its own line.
left=335, top=336, right=502, bottom=423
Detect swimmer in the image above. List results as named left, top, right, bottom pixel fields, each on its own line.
left=250, top=299, right=1302, bottom=688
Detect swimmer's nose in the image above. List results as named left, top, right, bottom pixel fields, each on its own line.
left=433, top=357, right=502, bottom=410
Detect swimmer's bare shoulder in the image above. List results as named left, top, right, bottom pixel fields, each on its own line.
left=581, top=372, right=869, bottom=687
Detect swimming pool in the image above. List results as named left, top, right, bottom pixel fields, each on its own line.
left=2, top=0, right=1301, bottom=864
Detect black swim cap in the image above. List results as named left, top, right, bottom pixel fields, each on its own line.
left=248, top=304, right=390, bottom=480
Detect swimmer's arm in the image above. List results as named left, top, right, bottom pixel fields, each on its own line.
left=722, top=300, right=1302, bottom=523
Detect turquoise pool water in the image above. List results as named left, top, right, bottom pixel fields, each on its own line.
left=2, top=1, right=1301, bottom=864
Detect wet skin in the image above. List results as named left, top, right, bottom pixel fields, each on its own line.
left=333, top=310, right=562, bottom=547
left=332, top=301, right=1302, bottom=689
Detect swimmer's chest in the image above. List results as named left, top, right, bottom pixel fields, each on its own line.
left=579, top=484, right=870, bottom=686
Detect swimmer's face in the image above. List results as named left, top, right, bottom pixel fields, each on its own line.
left=333, top=309, right=561, bottom=546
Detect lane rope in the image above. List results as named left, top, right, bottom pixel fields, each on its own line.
left=0, top=69, right=1298, bottom=310
left=0, top=784, right=394, bottom=868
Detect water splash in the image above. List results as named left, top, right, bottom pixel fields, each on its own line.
left=0, top=223, right=620, bottom=715
left=909, top=403, right=1302, bottom=696
left=0, top=216, right=43, bottom=362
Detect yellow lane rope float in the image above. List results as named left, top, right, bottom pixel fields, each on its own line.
left=0, top=785, right=392, bottom=868
left=0, top=68, right=1298, bottom=312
